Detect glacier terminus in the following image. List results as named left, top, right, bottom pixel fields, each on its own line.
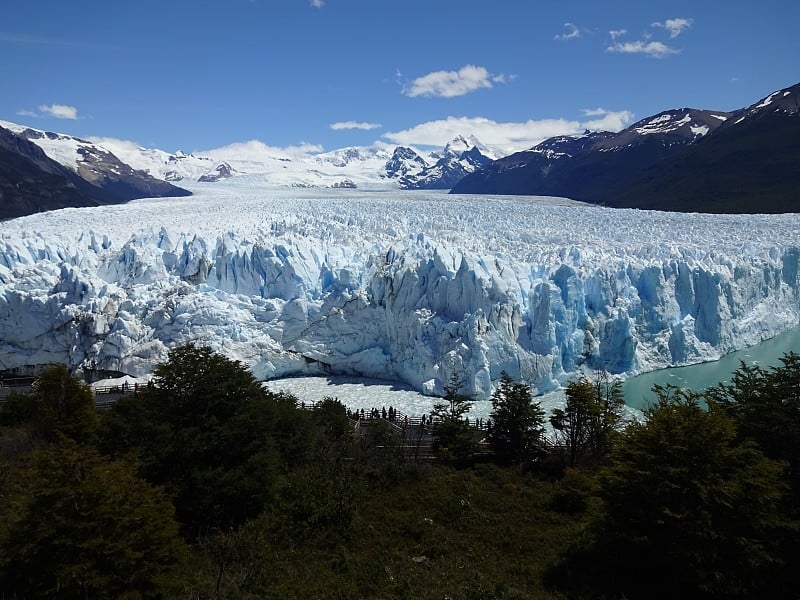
left=2, top=177, right=800, bottom=400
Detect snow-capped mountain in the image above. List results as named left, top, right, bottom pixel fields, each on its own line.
left=452, top=81, right=800, bottom=213
left=3, top=115, right=501, bottom=199
left=0, top=126, right=90, bottom=219
left=198, top=162, right=238, bottom=183
left=400, top=135, right=495, bottom=190
left=0, top=122, right=190, bottom=220
left=2, top=182, right=800, bottom=401
left=86, top=131, right=495, bottom=191
left=451, top=109, right=732, bottom=199
left=89, top=137, right=417, bottom=189
left=384, top=146, right=429, bottom=179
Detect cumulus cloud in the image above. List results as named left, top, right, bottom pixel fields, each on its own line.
left=17, top=103, right=79, bottom=119
left=580, top=109, right=635, bottom=132
left=201, top=139, right=324, bottom=159
left=88, top=136, right=144, bottom=152
left=609, top=29, right=627, bottom=40
left=402, top=65, right=508, bottom=98
left=652, top=18, right=693, bottom=38
left=554, top=22, right=581, bottom=41
left=309, top=0, right=324, bottom=7
left=581, top=108, right=608, bottom=117
left=39, top=104, right=79, bottom=119
left=383, top=111, right=634, bottom=155
left=330, top=120, right=382, bottom=131
left=606, top=40, right=679, bottom=58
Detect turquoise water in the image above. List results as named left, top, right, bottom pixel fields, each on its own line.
left=622, top=323, right=800, bottom=410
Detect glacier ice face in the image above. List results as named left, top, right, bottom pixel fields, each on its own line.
left=2, top=179, right=800, bottom=399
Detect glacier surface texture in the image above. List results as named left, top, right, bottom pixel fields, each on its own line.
left=2, top=179, right=799, bottom=399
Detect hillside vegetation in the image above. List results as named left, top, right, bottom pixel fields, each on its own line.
left=1, top=346, right=797, bottom=599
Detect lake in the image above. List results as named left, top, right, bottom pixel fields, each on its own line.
left=622, top=321, right=800, bottom=410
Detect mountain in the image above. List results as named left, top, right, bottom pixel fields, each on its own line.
left=0, top=126, right=94, bottom=219
left=93, top=137, right=404, bottom=189
left=400, top=135, right=494, bottom=190
left=0, top=121, right=191, bottom=219
left=452, top=82, right=800, bottom=213
left=385, top=146, right=429, bottom=179
left=198, top=162, right=238, bottom=182
left=611, top=84, right=800, bottom=212
left=84, top=133, right=498, bottom=190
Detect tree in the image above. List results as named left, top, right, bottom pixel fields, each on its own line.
left=0, top=364, right=96, bottom=444
left=706, top=352, right=800, bottom=492
left=0, top=441, right=190, bottom=599
left=591, top=386, right=789, bottom=599
left=99, top=344, right=315, bottom=533
left=431, top=373, right=475, bottom=462
left=549, top=372, right=624, bottom=466
left=488, top=372, right=545, bottom=464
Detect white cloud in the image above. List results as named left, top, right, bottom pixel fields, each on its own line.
left=17, top=103, right=80, bottom=119
left=200, top=139, right=324, bottom=159
left=652, top=18, right=693, bottom=38
left=285, top=141, right=324, bottom=154
left=330, top=120, right=382, bottom=131
left=309, top=0, right=324, bottom=7
left=609, top=29, right=627, bottom=40
left=581, top=109, right=635, bottom=132
left=403, top=65, right=507, bottom=98
left=554, top=22, right=581, bottom=41
left=88, top=136, right=144, bottom=153
left=38, top=103, right=79, bottom=119
left=606, top=40, right=679, bottom=58
left=383, top=111, right=634, bottom=155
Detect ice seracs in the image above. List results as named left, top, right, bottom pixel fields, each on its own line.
left=2, top=182, right=800, bottom=400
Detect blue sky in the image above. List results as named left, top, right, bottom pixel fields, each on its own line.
left=2, top=0, right=798, bottom=155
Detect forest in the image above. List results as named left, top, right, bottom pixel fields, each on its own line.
left=1, top=344, right=798, bottom=599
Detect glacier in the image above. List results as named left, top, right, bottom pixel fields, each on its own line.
left=2, top=176, right=800, bottom=400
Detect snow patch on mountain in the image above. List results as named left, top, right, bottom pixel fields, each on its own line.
left=198, top=162, right=237, bottom=183
left=400, top=136, right=494, bottom=189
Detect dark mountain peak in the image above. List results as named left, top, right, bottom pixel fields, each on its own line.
left=385, top=146, right=428, bottom=179
left=1, top=125, right=98, bottom=219
left=594, top=108, right=731, bottom=152
left=1, top=121, right=191, bottom=219
left=401, top=137, right=492, bottom=190
left=391, top=146, right=421, bottom=160
left=532, top=130, right=615, bottom=157
left=727, top=82, right=800, bottom=127
left=198, top=162, right=237, bottom=182
left=0, top=125, right=67, bottom=176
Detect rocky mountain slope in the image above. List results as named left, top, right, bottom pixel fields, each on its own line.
left=400, top=135, right=494, bottom=190
left=0, top=126, right=92, bottom=219
left=452, top=82, right=800, bottom=213
left=0, top=122, right=191, bottom=219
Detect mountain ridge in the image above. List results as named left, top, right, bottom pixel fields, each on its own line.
left=0, top=121, right=191, bottom=220
left=451, top=82, right=800, bottom=213
left=4, top=80, right=798, bottom=217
